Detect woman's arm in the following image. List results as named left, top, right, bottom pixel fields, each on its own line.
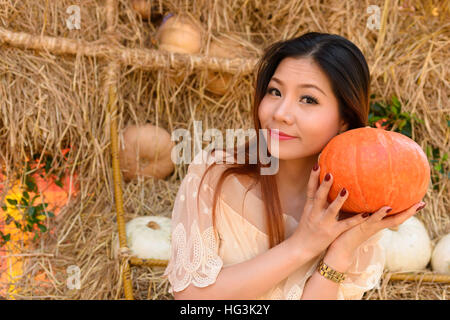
left=173, top=236, right=316, bottom=300
left=301, top=201, right=425, bottom=300
left=300, top=250, right=352, bottom=300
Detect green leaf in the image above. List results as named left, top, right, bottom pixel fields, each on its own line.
left=47, top=211, right=55, bottom=218
left=28, top=206, right=36, bottom=218
left=38, top=224, right=47, bottom=233
left=1, top=205, right=7, bottom=211
left=391, top=96, right=401, bottom=109
left=426, top=145, right=432, bottom=158
left=45, top=156, right=52, bottom=174
left=55, top=179, right=63, bottom=188
left=370, top=103, right=384, bottom=114
left=31, top=195, right=40, bottom=203
left=23, top=191, right=30, bottom=199
left=5, top=214, right=13, bottom=225
left=6, top=198, right=18, bottom=206
left=2, top=233, right=10, bottom=242
left=14, top=221, right=22, bottom=229
left=371, top=116, right=384, bottom=123
left=35, top=203, right=44, bottom=212
left=390, top=105, right=399, bottom=115
left=20, top=196, right=29, bottom=206
left=442, top=153, right=448, bottom=162
left=25, top=176, right=37, bottom=193
left=434, top=164, right=441, bottom=172
left=400, top=112, right=411, bottom=119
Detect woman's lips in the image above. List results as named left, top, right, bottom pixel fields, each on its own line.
left=269, top=129, right=297, bottom=140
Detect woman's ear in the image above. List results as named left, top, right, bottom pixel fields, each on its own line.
left=339, top=120, right=349, bottom=133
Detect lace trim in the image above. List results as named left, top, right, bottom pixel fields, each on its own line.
left=165, top=220, right=223, bottom=293
left=286, top=284, right=302, bottom=300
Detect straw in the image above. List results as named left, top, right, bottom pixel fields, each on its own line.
left=0, top=0, right=448, bottom=300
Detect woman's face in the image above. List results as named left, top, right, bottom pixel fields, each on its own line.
left=258, top=57, right=347, bottom=160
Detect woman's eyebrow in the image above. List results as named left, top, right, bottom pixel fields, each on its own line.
left=271, top=77, right=327, bottom=97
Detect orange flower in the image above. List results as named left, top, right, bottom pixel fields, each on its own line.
left=375, top=118, right=389, bottom=130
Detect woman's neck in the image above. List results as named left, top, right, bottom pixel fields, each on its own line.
left=275, top=155, right=319, bottom=215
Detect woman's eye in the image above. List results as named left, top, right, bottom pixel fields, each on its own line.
left=301, top=95, right=319, bottom=105
left=267, top=87, right=281, bottom=97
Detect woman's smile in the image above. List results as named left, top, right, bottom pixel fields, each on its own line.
left=269, top=128, right=298, bottom=140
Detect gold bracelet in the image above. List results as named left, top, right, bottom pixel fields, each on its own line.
left=317, top=259, right=346, bottom=284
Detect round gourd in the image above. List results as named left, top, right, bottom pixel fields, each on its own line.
left=431, top=233, right=450, bottom=274
left=119, top=124, right=175, bottom=181
left=379, top=216, right=432, bottom=272
left=205, top=36, right=251, bottom=96
left=126, top=216, right=172, bottom=260
left=318, top=127, right=430, bottom=215
left=130, top=0, right=151, bottom=20
left=156, top=14, right=202, bottom=54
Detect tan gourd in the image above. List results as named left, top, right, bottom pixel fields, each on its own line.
left=205, top=36, right=251, bottom=96
left=156, top=14, right=203, bottom=84
left=119, top=124, right=174, bottom=181
left=156, top=14, right=202, bottom=54
left=431, top=233, right=450, bottom=274
left=130, top=0, right=151, bottom=20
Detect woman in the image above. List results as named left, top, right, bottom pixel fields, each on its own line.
left=162, top=32, right=426, bottom=300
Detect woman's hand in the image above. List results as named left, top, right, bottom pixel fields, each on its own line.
left=288, top=163, right=371, bottom=259
left=324, top=201, right=426, bottom=272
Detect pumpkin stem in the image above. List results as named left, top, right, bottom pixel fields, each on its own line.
left=146, top=221, right=160, bottom=230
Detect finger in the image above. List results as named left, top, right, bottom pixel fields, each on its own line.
left=367, top=206, right=393, bottom=223
left=380, top=202, right=425, bottom=229
left=326, top=187, right=349, bottom=220
left=305, top=162, right=320, bottom=207
left=336, top=211, right=369, bottom=234
left=313, top=171, right=334, bottom=210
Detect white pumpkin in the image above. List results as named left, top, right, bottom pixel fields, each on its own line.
left=431, top=233, right=450, bottom=274
left=379, top=216, right=432, bottom=272
left=125, top=216, right=172, bottom=260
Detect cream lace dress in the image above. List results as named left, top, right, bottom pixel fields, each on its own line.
left=162, top=149, right=385, bottom=300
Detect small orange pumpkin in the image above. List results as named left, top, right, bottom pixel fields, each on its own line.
left=119, top=124, right=175, bottom=181
left=318, top=127, right=430, bottom=215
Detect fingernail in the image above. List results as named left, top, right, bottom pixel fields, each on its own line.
left=340, top=188, right=347, bottom=197
left=416, top=203, right=426, bottom=212
left=313, top=163, right=319, bottom=171
left=386, top=207, right=392, bottom=213
left=325, top=173, right=331, bottom=181
left=362, top=212, right=369, bottom=218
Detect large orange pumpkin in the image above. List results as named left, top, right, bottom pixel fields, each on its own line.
left=318, top=127, right=430, bottom=215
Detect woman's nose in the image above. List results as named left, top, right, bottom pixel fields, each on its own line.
left=273, top=99, right=294, bottom=124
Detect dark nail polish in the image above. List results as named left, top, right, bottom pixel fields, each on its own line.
left=313, top=163, right=319, bottom=171
left=340, top=188, right=347, bottom=197
left=362, top=212, right=369, bottom=218
left=325, top=173, right=331, bottom=181
left=386, top=207, right=392, bottom=213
